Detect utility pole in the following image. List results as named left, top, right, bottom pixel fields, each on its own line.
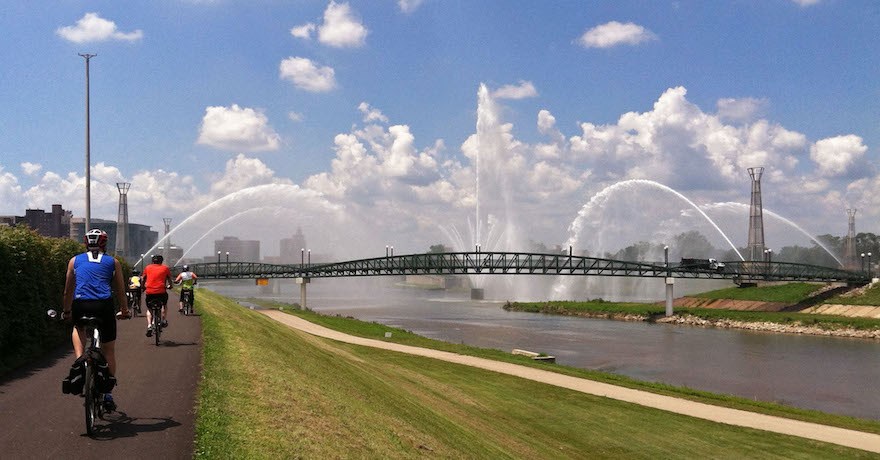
left=79, top=53, right=96, bottom=231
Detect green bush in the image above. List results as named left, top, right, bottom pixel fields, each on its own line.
left=0, top=227, right=81, bottom=375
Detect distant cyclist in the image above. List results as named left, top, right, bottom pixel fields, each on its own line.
left=127, top=269, right=143, bottom=311
left=142, top=254, right=173, bottom=337
left=62, top=228, right=129, bottom=411
left=174, top=264, right=198, bottom=313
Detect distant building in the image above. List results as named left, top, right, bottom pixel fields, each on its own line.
left=156, top=245, right=184, bottom=268
left=0, top=204, right=71, bottom=238
left=214, top=236, right=260, bottom=263
left=279, top=227, right=307, bottom=264
left=71, top=218, right=159, bottom=265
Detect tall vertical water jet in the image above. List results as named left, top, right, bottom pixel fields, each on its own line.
left=442, top=84, right=532, bottom=298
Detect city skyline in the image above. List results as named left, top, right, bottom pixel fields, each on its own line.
left=1, top=1, right=877, bottom=259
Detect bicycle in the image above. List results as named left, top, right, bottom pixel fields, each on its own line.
left=179, top=288, right=194, bottom=316
left=147, top=297, right=165, bottom=346
left=52, top=310, right=114, bottom=436
left=126, top=289, right=142, bottom=317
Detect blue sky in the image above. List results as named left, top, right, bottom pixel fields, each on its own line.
left=1, top=0, right=878, bottom=261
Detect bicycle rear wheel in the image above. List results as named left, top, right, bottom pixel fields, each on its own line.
left=153, top=308, right=161, bottom=346
left=84, top=363, right=96, bottom=435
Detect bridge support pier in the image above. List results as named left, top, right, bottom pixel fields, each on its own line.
left=296, top=277, right=310, bottom=309
left=665, top=277, right=675, bottom=317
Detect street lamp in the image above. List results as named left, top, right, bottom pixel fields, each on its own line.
left=861, top=253, right=866, bottom=274
left=307, top=249, right=311, bottom=266
left=869, top=252, right=873, bottom=280
left=390, top=246, right=394, bottom=257
left=226, top=251, right=229, bottom=263
left=301, top=248, right=304, bottom=266
left=764, top=248, right=772, bottom=279
left=217, top=251, right=221, bottom=264
left=385, top=245, right=389, bottom=257
left=664, top=245, right=669, bottom=268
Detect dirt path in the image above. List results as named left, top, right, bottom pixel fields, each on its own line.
left=261, top=309, right=880, bottom=454
left=0, top=291, right=201, bottom=459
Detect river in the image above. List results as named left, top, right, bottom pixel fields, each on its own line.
left=205, top=278, right=880, bottom=421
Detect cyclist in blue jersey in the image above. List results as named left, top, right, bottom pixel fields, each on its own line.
left=62, top=229, right=129, bottom=411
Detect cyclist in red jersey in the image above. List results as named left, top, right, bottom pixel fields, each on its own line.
left=142, top=254, right=173, bottom=337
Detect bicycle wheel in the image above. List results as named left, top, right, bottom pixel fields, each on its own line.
left=84, top=363, right=97, bottom=435
left=153, top=309, right=161, bottom=346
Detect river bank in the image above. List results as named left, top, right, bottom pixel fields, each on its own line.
left=503, top=302, right=880, bottom=340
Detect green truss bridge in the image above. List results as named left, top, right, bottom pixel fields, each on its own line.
left=183, top=251, right=867, bottom=284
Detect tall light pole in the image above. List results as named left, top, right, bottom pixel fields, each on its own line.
left=869, top=252, right=873, bottom=280
left=79, top=53, right=96, bottom=231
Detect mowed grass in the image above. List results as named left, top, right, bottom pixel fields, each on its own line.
left=827, top=283, right=880, bottom=306
left=194, top=290, right=878, bottom=458
left=694, top=282, right=824, bottom=303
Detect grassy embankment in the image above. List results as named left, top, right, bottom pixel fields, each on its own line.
left=194, top=289, right=880, bottom=458
left=506, top=283, right=880, bottom=332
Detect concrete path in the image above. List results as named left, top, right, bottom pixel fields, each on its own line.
left=0, top=291, right=200, bottom=459
left=261, top=309, right=880, bottom=454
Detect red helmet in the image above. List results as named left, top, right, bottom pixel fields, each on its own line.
left=84, top=228, right=108, bottom=251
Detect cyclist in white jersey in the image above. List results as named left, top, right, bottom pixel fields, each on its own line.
left=174, top=265, right=198, bottom=312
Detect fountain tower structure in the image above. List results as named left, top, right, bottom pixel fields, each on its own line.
left=747, top=167, right=766, bottom=262
left=844, top=209, right=858, bottom=270
left=115, top=182, right=131, bottom=260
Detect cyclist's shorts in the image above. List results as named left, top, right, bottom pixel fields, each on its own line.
left=72, top=298, right=117, bottom=342
left=145, top=292, right=169, bottom=308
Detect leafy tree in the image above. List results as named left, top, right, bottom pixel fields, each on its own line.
left=428, top=244, right=448, bottom=253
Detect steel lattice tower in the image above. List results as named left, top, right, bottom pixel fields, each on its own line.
left=163, top=218, right=172, bottom=265
left=844, top=209, right=857, bottom=270
left=115, top=183, right=130, bottom=259
left=747, top=167, right=766, bottom=262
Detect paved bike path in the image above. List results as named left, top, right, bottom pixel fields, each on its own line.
left=0, top=291, right=200, bottom=459
left=262, top=309, right=880, bottom=454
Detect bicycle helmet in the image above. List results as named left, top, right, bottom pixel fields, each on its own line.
left=84, top=229, right=108, bottom=251
left=151, top=254, right=164, bottom=264
left=182, top=264, right=189, bottom=271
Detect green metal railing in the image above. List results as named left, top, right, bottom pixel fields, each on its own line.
left=180, top=251, right=868, bottom=284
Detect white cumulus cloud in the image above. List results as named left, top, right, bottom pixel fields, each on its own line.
left=810, top=134, right=868, bottom=177
left=318, top=1, right=368, bottom=48
left=197, top=104, right=281, bottom=152
left=492, top=81, right=538, bottom=100
left=21, top=162, right=42, bottom=176
left=358, top=102, right=389, bottom=123
left=577, top=21, right=656, bottom=49
left=290, top=23, right=316, bottom=39
left=56, top=12, right=143, bottom=43
left=279, top=57, right=337, bottom=92
left=398, top=0, right=424, bottom=14
left=716, top=97, right=768, bottom=123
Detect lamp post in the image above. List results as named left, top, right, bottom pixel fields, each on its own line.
left=307, top=249, right=311, bottom=266
left=79, top=53, right=96, bottom=231
left=385, top=245, right=389, bottom=257
left=301, top=248, right=304, bottom=266
left=764, top=248, right=772, bottom=279
left=861, top=253, right=866, bottom=275
left=217, top=251, right=221, bottom=264
left=390, top=246, right=394, bottom=257
left=869, top=252, right=873, bottom=280
left=664, top=245, right=673, bottom=317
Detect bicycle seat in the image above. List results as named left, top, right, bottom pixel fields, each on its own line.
left=77, top=316, right=102, bottom=327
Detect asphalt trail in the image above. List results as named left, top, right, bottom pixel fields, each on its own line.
left=0, top=291, right=200, bottom=459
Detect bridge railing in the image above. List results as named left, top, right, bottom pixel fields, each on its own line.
left=181, top=252, right=867, bottom=284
